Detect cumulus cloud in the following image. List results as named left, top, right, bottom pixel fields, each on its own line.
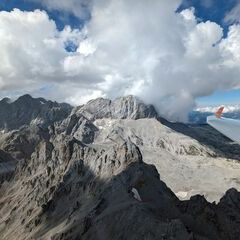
left=0, top=8, right=103, bottom=102
left=1, top=1, right=240, bottom=121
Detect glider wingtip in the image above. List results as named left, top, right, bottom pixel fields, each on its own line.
left=215, top=106, right=224, bottom=118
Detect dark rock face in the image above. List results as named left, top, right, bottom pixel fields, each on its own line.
left=0, top=149, right=16, bottom=183
left=0, top=125, right=49, bottom=160
left=0, top=95, right=240, bottom=240
left=0, top=125, right=49, bottom=182
left=0, top=94, right=72, bottom=130
left=177, top=189, right=240, bottom=240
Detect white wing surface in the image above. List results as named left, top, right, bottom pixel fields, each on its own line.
left=207, top=115, right=240, bottom=143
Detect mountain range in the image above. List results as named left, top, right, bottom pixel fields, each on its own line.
left=0, top=95, right=240, bottom=240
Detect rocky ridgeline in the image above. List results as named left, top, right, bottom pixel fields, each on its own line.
left=0, top=94, right=72, bottom=131
left=0, top=95, right=240, bottom=240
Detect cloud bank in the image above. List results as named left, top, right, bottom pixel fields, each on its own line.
left=1, top=0, right=240, bottom=121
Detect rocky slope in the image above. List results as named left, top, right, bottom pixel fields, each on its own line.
left=94, top=118, right=240, bottom=201
left=0, top=95, right=240, bottom=240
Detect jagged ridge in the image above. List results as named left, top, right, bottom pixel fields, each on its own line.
left=0, top=94, right=72, bottom=131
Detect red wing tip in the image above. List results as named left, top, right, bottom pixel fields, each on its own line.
left=215, top=106, right=224, bottom=118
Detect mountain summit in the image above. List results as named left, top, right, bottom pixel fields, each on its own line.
left=73, top=95, right=158, bottom=120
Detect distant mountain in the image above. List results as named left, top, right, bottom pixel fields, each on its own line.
left=1, top=95, right=240, bottom=240
left=189, top=105, right=240, bottom=124
left=0, top=94, right=72, bottom=130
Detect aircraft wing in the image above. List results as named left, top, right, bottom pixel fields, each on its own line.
left=207, top=107, right=240, bottom=143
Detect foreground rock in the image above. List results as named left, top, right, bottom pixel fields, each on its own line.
left=1, top=132, right=240, bottom=240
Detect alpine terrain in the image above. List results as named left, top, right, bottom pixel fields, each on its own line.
left=0, top=94, right=240, bottom=240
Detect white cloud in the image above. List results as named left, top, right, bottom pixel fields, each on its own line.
left=196, top=104, right=240, bottom=113
left=0, top=8, right=103, bottom=101
left=0, top=9, right=66, bottom=89
left=180, top=7, right=196, bottom=22
left=184, top=21, right=223, bottom=57
left=1, top=1, right=240, bottom=122
left=220, top=25, right=240, bottom=67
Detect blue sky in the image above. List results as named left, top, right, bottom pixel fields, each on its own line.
left=197, top=89, right=240, bottom=107
left=0, top=0, right=240, bottom=120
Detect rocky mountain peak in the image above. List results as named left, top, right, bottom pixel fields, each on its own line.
left=74, top=95, right=158, bottom=120
left=0, top=95, right=72, bottom=131
left=0, top=97, right=11, bottom=104
left=15, top=94, right=33, bottom=102
left=111, top=95, right=157, bottom=119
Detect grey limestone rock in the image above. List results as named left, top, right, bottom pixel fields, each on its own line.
left=74, top=95, right=158, bottom=121
left=0, top=95, right=240, bottom=240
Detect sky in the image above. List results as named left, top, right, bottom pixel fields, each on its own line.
left=0, top=0, right=240, bottom=121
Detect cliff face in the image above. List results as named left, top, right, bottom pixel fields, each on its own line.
left=0, top=95, right=240, bottom=240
